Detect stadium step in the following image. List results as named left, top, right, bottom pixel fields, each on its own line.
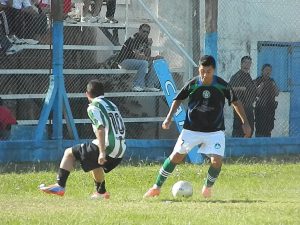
left=15, top=44, right=164, bottom=51
left=0, top=68, right=183, bottom=75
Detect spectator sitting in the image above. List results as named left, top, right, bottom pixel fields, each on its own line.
left=229, top=56, right=257, bottom=137
left=0, top=97, right=17, bottom=140
left=2, top=0, right=47, bottom=41
left=115, top=24, right=163, bottom=92
left=0, top=0, right=8, bottom=9
left=83, top=0, right=118, bottom=23
left=254, top=64, right=279, bottom=137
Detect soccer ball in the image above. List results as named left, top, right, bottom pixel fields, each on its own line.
left=171, top=180, right=193, bottom=198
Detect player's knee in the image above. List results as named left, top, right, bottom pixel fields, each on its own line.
left=170, top=153, right=186, bottom=164
left=64, top=148, right=74, bottom=159
left=210, top=156, right=222, bottom=168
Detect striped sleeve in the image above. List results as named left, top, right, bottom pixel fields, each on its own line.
left=87, top=105, right=106, bottom=129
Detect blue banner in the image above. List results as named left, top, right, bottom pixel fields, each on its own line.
left=153, top=59, right=203, bottom=164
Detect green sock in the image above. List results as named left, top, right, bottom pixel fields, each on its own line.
left=205, top=166, right=221, bottom=187
left=155, top=157, right=176, bottom=187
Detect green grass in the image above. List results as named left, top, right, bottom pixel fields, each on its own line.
left=0, top=163, right=299, bottom=225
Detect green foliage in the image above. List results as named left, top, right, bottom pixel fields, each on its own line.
left=0, top=163, right=299, bottom=225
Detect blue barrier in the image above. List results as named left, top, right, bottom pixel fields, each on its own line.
left=0, top=138, right=299, bottom=163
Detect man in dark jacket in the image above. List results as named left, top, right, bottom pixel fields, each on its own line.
left=229, top=56, right=257, bottom=137
left=254, top=64, right=279, bottom=137
left=116, top=24, right=163, bottom=92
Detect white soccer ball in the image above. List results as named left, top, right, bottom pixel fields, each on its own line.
left=171, top=180, right=193, bottom=198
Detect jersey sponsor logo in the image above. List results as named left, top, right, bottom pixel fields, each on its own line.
left=203, top=90, right=211, bottom=99
left=214, top=143, right=221, bottom=149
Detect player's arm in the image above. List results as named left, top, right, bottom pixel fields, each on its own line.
left=231, top=100, right=252, bottom=138
left=162, top=100, right=183, bottom=129
left=87, top=106, right=107, bottom=165
left=95, top=126, right=107, bottom=165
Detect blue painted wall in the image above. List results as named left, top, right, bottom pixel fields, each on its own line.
left=257, top=42, right=290, bottom=91
left=0, top=138, right=299, bottom=163
left=257, top=42, right=300, bottom=136
left=290, top=45, right=300, bottom=136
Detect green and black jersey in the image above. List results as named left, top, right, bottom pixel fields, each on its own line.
left=87, top=96, right=126, bottom=158
left=174, top=76, right=238, bottom=132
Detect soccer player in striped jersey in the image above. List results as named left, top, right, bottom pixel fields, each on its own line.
left=40, top=79, right=126, bottom=199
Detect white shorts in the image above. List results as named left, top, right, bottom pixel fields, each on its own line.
left=173, top=129, right=225, bottom=157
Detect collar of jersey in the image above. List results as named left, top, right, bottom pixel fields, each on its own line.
left=90, top=96, right=105, bottom=105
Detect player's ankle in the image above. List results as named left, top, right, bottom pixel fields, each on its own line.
left=153, top=184, right=161, bottom=189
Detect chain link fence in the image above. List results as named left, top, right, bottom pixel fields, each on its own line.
left=216, top=0, right=300, bottom=137
left=0, top=0, right=299, bottom=142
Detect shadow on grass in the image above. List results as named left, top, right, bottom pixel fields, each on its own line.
left=1, top=154, right=300, bottom=173
left=160, top=199, right=266, bottom=204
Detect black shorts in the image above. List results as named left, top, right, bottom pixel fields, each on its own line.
left=72, top=142, right=122, bottom=173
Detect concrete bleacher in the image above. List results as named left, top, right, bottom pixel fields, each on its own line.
left=0, top=8, right=186, bottom=138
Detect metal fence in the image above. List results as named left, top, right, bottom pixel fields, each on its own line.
left=0, top=0, right=299, bottom=144
left=216, top=0, right=300, bottom=137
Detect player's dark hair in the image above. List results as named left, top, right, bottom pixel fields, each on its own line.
left=87, top=79, right=104, bottom=98
left=139, top=23, right=151, bottom=31
left=241, top=56, right=252, bottom=64
left=262, top=63, right=272, bottom=71
left=199, top=55, right=216, bottom=69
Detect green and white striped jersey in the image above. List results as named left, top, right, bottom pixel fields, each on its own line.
left=87, top=96, right=126, bottom=158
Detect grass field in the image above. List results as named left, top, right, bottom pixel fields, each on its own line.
left=0, top=162, right=299, bottom=225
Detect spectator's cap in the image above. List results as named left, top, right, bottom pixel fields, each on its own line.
left=199, top=55, right=216, bottom=69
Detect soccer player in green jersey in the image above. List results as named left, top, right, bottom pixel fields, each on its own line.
left=144, top=55, right=251, bottom=198
left=40, top=79, right=126, bottom=199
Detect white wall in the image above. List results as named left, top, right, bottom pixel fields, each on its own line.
left=217, top=0, right=297, bottom=136
left=218, top=0, right=300, bottom=80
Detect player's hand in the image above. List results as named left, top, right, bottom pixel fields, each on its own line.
left=98, top=152, right=107, bottom=165
left=242, top=123, right=252, bottom=138
left=162, top=118, right=172, bottom=129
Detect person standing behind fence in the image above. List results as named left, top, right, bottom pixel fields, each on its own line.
left=254, top=64, right=279, bottom=137
left=82, top=0, right=118, bottom=23
left=229, top=56, right=257, bottom=137
left=115, top=23, right=163, bottom=92
left=0, top=98, right=17, bottom=140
